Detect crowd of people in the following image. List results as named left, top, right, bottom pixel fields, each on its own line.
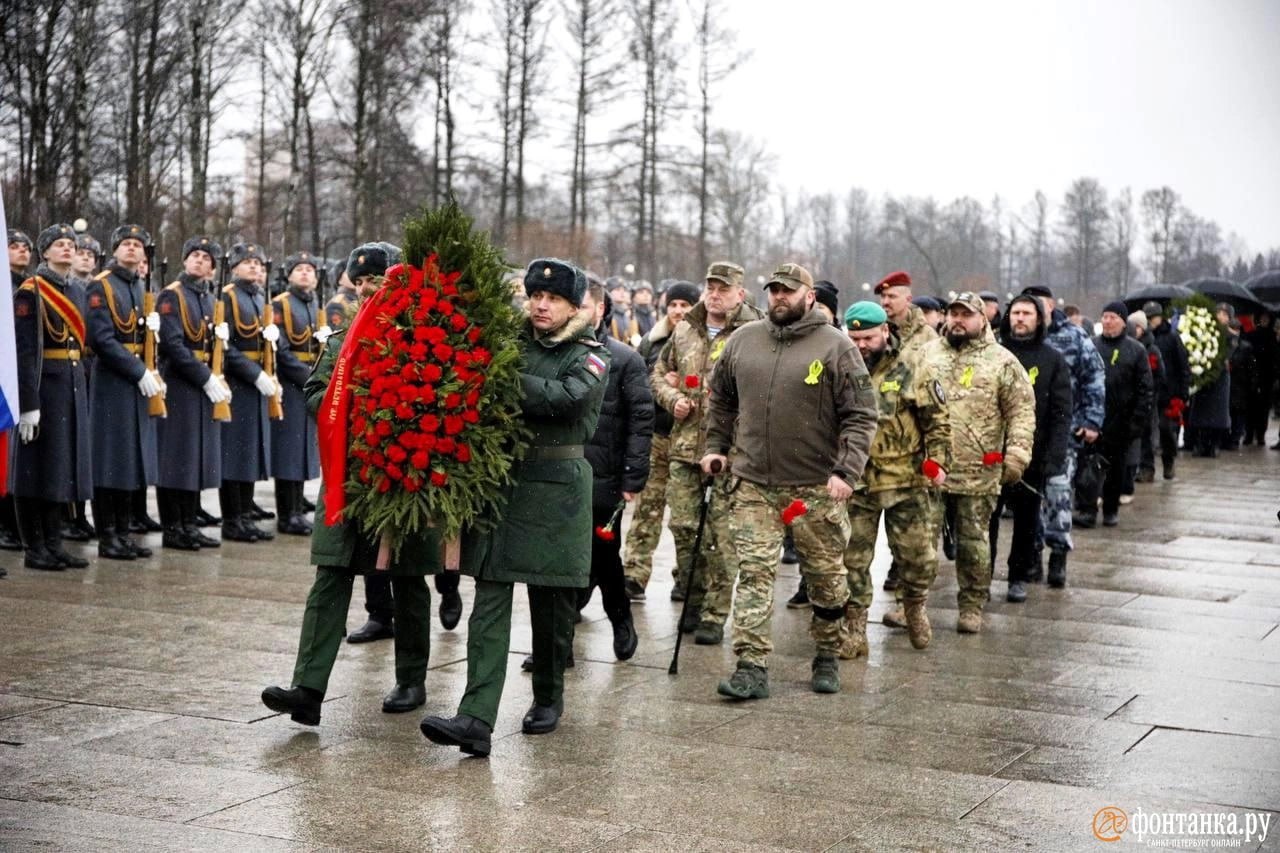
left=5, top=221, right=1279, bottom=757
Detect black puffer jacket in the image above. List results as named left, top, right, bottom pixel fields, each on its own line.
left=998, top=297, right=1072, bottom=479
left=1093, top=331, right=1154, bottom=453
left=587, top=304, right=654, bottom=510
left=1151, top=320, right=1190, bottom=403
left=636, top=315, right=677, bottom=437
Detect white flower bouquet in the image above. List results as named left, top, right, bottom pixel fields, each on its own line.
left=1174, top=295, right=1229, bottom=393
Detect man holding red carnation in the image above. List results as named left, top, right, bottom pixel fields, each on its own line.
left=420, top=257, right=608, bottom=756
left=920, top=292, right=1035, bottom=634
left=701, top=263, right=879, bottom=700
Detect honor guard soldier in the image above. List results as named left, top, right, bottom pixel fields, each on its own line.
left=218, top=242, right=280, bottom=542
left=84, top=224, right=163, bottom=560
left=61, top=232, right=102, bottom=543
left=322, top=267, right=359, bottom=331
left=12, top=224, right=93, bottom=570
left=154, top=237, right=229, bottom=550
left=270, top=251, right=321, bottom=536
left=1, top=229, right=36, bottom=554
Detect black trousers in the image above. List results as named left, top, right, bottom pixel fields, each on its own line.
left=93, top=488, right=135, bottom=538
left=275, top=479, right=303, bottom=520
left=365, top=569, right=460, bottom=623
left=15, top=497, right=63, bottom=552
left=156, top=487, right=199, bottom=528
left=218, top=481, right=258, bottom=520
left=1157, top=414, right=1180, bottom=467
left=577, top=504, right=632, bottom=625
left=990, top=475, right=1043, bottom=582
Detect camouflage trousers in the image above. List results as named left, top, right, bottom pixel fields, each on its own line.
left=1038, top=444, right=1077, bottom=553
left=949, top=491, right=999, bottom=612
left=666, top=461, right=736, bottom=626
left=728, top=479, right=851, bottom=667
left=844, top=487, right=938, bottom=609
left=622, top=434, right=671, bottom=586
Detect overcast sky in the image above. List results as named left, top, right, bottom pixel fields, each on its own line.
left=713, top=0, right=1280, bottom=253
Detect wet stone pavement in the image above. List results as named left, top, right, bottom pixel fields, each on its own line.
left=1, top=447, right=1280, bottom=851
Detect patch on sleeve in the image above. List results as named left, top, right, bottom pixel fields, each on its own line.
left=585, top=352, right=607, bottom=377
left=159, top=299, right=173, bottom=315
left=14, top=299, right=30, bottom=317
left=88, top=293, right=103, bottom=308
left=932, top=379, right=946, bottom=403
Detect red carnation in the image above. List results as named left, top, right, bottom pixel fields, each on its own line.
left=432, top=344, right=454, bottom=363
left=450, top=314, right=468, bottom=332
left=351, top=416, right=367, bottom=435
left=467, top=328, right=482, bottom=344
left=399, top=363, right=418, bottom=381
left=418, top=414, right=440, bottom=433
left=462, top=410, right=479, bottom=424
left=387, top=445, right=408, bottom=463
left=465, top=390, right=480, bottom=408
left=455, top=444, right=471, bottom=463
left=921, top=459, right=942, bottom=480
left=684, top=374, right=700, bottom=389
left=418, top=386, right=436, bottom=404
left=437, top=301, right=455, bottom=316
left=398, top=431, right=419, bottom=448
left=404, top=477, right=420, bottom=493
left=444, top=415, right=465, bottom=435
left=424, top=327, right=447, bottom=345
left=780, top=499, right=808, bottom=526
left=395, top=403, right=415, bottom=420
left=594, top=525, right=615, bottom=541
left=375, top=420, right=392, bottom=437
left=423, top=364, right=443, bottom=382
left=982, top=451, right=1004, bottom=466
left=420, top=435, right=437, bottom=451
left=386, top=464, right=404, bottom=481
left=411, top=451, right=431, bottom=470
left=472, top=347, right=492, bottom=365
left=397, top=385, right=418, bottom=402
left=413, top=326, right=434, bottom=342
left=364, top=428, right=378, bottom=445
left=377, top=478, right=392, bottom=493
left=430, top=470, right=448, bottom=487
left=436, top=437, right=456, bottom=454
left=444, top=392, right=462, bottom=409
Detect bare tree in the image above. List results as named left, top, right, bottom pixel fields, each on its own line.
left=1059, top=177, right=1110, bottom=295
left=689, top=0, right=747, bottom=274
left=1111, top=187, right=1136, bottom=292
left=1141, top=186, right=1181, bottom=283
left=706, top=130, right=771, bottom=266
left=883, top=196, right=942, bottom=291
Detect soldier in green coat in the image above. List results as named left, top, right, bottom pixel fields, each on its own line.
left=420, top=258, right=608, bottom=757
left=260, top=289, right=442, bottom=726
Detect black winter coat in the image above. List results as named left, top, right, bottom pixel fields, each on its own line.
left=1151, top=321, right=1191, bottom=402
left=1093, top=332, right=1154, bottom=454
left=636, top=316, right=676, bottom=437
left=998, top=302, right=1072, bottom=480
left=1227, top=335, right=1257, bottom=412
left=586, top=328, right=654, bottom=510
left=1135, top=328, right=1169, bottom=410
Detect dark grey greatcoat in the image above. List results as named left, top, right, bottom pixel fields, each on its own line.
left=220, top=279, right=271, bottom=482
left=269, top=287, right=320, bottom=481
left=85, top=264, right=158, bottom=490
left=12, top=266, right=92, bottom=502
left=155, top=274, right=221, bottom=490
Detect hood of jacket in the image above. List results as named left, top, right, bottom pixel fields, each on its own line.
left=998, top=295, right=1048, bottom=346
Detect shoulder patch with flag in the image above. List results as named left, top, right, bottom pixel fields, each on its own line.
left=585, top=352, right=607, bottom=378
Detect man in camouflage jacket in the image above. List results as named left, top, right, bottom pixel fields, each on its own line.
left=922, top=292, right=1035, bottom=634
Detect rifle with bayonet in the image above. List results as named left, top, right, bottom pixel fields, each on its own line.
left=210, top=254, right=232, bottom=422
left=143, top=242, right=167, bottom=417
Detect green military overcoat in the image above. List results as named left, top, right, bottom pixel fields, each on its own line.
left=461, top=312, right=608, bottom=588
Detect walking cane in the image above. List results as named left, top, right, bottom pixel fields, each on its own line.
left=669, top=459, right=722, bottom=675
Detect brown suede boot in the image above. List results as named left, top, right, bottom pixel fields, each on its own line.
left=882, top=603, right=907, bottom=628
left=904, top=599, right=932, bottom=649
left=956, top=609, right=983, bottom=634
left=838, top=604, right=868, bottom=659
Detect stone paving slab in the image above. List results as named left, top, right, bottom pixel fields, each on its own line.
left=0, top=446, right=1278, bottom=850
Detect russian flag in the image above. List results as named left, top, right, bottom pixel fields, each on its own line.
left=0, top=193, right=19, bottom=495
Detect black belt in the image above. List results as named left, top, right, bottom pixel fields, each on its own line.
left=526, top=445, right=584, bottom=461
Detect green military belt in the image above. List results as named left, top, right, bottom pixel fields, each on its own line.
left=526, top=445, right=584, bottom=461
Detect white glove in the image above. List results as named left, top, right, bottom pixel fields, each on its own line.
left=214, top=322, right=230, bottom=342
left=262, top=323, right=280, bottom=344
left=254, top=371, right=278, bottom=397
left=203, top=375, right=232, bottom=403
left=145, top=311, right=161, bottom=332
left=315, top=325, right=333, bottom=345
left=138, top=370, right=163, bottom=398
left=17, top=410, right=39, bottom=443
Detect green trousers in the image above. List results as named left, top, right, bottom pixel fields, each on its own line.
left=458, top=579, right=577, bottom=728
left=292, top=567, right=432, bottom=694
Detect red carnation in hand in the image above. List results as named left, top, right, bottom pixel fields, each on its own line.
left=430, top=470, right=448, bottom=487
left=921, top=459, right=942, bottom=480
left=594, top=525, right=615, bottom=541
left=684, top=374, right=700, bottom=389
left=982, top=451, right=1004, bottom=466
left=781, top=499, right=808, bottom=526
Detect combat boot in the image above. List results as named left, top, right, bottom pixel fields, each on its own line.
left=904, top=599, right=932, bottom=649
left=1047, top=548, right=1067, bottom=588
left=716, top=661, right=769, bottom=700
left=883, top=603, right=907, bottom=628
left=1162, top=460, right=1176, bottom=480
left=261, top=685, right=322, bottom=726
left=838, top=604, right=868, bottom=660
left=419, top=713, right=492, bottom=756
left=883, top=560, right=900, bottom=591
left=810, top=655, right=840, bottom=694
left=956, top=609, right=983, bottom=634
left=780, top=530, right=799, bottom=564
left=694, top=620, right=723, bottom=645
left=786, top=577, right=810, bottom=608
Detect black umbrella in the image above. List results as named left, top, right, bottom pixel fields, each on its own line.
left=1182, top=276, right=1266, bottom=314
left=1245, top=270, right=1280, bottom=308
left=1121, top=283, right=1193, bottom=313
